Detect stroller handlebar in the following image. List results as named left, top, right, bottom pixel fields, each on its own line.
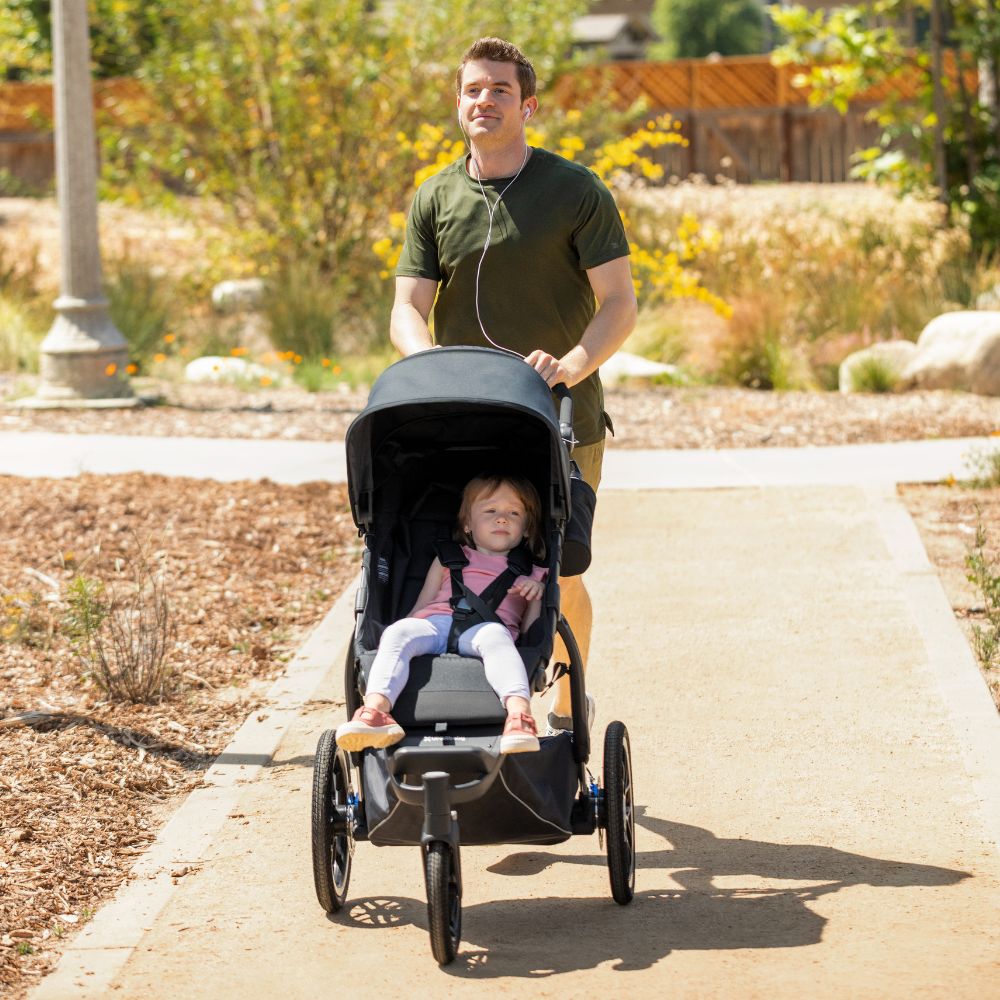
left=552, top=383, right=575, bottom=451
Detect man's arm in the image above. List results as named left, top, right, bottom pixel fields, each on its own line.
left=525, top=255, right=637, bottom=387
left=390, top=275, right=439, bottom=356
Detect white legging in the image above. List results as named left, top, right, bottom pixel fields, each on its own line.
left=366, top=614, right=530, bottom=707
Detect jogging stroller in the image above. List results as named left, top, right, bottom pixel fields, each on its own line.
left=310, top=346, right=635, bottom=965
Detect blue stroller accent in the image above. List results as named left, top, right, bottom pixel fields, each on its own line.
left=310, top=346, right=634, bottom=964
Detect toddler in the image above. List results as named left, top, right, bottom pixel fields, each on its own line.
left=337, top=473, right=547, bottom=754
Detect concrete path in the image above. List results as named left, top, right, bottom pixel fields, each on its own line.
left=34, top=486, right=1000, bottom=998
left=2, top=430, right=998, bottom=487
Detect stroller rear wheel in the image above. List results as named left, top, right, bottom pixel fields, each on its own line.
left=603, top=721, right=635, bottom=905
left=424, top=842, right=462, bottom=965
left=311, top=729, right=354, bottom=912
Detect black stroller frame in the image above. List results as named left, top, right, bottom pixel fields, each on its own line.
left=310, top=347, right=635, bottom=964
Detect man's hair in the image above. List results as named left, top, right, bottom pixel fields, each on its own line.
left=455, top=37, right=536, bottom=101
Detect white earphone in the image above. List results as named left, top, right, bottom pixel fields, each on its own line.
left=523, top=107, right=531, bottom=121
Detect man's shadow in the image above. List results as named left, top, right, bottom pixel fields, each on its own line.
left=340, top=806, right=969, bottom=977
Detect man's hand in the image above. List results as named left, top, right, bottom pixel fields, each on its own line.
left=510, top=577, right=545, bottom=601
left=524, top=350, right=573, bottom=388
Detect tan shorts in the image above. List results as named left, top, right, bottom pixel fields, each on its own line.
left=573, top=437, right=605, bottom=492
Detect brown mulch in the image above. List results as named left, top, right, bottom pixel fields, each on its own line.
left=0, top=474, right=358, bottom=996
left=3, top=377, right=1000, bottom=448
left=1, top=384, right=999, bottom=998
left=899, top=483, right=1000, bottom=711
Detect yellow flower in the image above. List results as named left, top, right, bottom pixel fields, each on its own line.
left=164, top=333, right=176, bottom=344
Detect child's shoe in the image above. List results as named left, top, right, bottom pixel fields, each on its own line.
left=545, top=693, right=595, bottom=737
left=500, top=712, right=540, bottom=754
left=335, top=706, right=405, bottom=751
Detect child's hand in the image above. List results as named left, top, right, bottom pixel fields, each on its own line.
left=510, top=577, right=544, bottom=601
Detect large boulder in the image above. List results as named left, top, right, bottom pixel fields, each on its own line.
left=838, top=340, right=917, bottom=393
left=901, top=311, right=1000, bottom=395
left=600, top=350, right=679, bottom=384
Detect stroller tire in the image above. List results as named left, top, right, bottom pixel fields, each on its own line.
left=603, top=721, right=636, bottom=905
left=311, top=729, right=353, bottom=913
left=424, top=842, right=462, bottom=965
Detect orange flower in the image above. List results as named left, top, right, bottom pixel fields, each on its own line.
left=163, top=333, right=176, bottom=344
left=332, top=365, right=342, bottom=375
left=126, top=363, right=138, bottom=375
left=154, top=353, right=167, bottom=363
left=105, top=363, right=118, bottom=376
left=321, top=358, right=331, bottom=368
left=260, top=375, right=273, bottom=387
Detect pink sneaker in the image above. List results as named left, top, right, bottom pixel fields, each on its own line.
left=335, top=706, right=405, bottom=751
left=500, top=712, right=540, bottom=754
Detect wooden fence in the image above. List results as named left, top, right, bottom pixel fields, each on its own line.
left=565, top=54, right=975, bottom=183
left=0, top=56, right=976, bottom=189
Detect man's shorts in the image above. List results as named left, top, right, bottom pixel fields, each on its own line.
left=573, top=437, right=605, bottom=492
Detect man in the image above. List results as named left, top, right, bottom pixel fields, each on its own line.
left=390, top=36, right=637, bottom=732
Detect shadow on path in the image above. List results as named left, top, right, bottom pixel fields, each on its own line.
left=338, top=807, right=969, bottom=978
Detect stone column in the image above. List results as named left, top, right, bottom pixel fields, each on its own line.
left=30, top=0, right=134, bottom=406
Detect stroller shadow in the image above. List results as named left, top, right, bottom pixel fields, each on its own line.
left=343, top=806, right=969, bottom=978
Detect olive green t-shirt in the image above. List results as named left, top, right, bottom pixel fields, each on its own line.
left=396, top=147, right=629, bottom=445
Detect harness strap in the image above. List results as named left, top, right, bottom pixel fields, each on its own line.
left=433, top=540, right=535, bottom=653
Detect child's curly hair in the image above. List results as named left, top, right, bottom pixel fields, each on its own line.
left=455, top=474, right=545, bottom=561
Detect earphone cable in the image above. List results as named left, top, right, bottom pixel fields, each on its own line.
left=471, top=142, right=530, bottom=359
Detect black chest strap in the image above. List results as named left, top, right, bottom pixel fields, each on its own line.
left=434, top=540, right=535, bottom=653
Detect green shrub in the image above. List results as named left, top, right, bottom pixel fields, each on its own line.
left=965, top=514, right=1000, bottom=672
left=64, top=542, right=177, bottom=703
left=105, top=259, right=173, bottom=372
left=0, top=296, right=44, bottom=373
left=850, top=355, right=899, bottom=394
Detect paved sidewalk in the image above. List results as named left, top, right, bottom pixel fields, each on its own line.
left=33, top=486, right=1000, bottom=999
left=1, top=430, right=997, bottom=487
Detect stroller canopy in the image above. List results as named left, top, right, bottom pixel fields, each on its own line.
left=346, top=347, right=571, bottom=532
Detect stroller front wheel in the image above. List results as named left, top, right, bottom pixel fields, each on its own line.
left=311, top=729, right=354, bottom=912
left=424, top=842, right=462, bottom=965
left=603, top=721, right=635, bottom=905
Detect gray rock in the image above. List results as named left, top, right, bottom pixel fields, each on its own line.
left=901, top=311, right=1000, bottom=395
left=600, top=350, right=679, bottom=384
left=838, top=341, right=917, bottom=393
left=211, top=278, right=267, bottom=314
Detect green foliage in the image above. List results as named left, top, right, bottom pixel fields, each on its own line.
left=770, top=1, right=1000, bottom=252
left=105, top=259, right=173, bottom=373
left=263, top=259, right=359, bottom=362
left=0, top=241, right=48, bottom=373
left=64, top=544, right=177, bottom=703
left=965, top=513, right=1000, bottom=670
left=651, top=0, right=767, bottom=59
left=102, top=0, right=588, bottom=351
left=0, top=0, right=166, bottom=80
left=850, top=355, right=900, bottom=393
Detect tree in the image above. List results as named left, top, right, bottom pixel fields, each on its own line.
left=650, top=0, right=766, bottom=60
left=0, top=0, right=165, bottom=80
left=771, top=1, right=1000, bottom=251
left=101, top=0, right=589, bottom=347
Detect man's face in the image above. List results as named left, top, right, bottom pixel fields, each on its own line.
left=457, top=58, right=534, bottom=146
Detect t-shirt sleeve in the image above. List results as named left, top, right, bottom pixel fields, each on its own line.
left=396, top=185, right=442, bottom=281
left=572, top=173, right=630, bottom=271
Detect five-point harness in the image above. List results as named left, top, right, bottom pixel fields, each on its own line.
left=435, top=540, right=534, bottom=653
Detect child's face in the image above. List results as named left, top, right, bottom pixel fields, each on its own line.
left=465, top=483, right=527, bottom=556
